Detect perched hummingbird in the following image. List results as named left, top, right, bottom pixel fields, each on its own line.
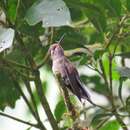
left=49, top=43, right=91, bottom=102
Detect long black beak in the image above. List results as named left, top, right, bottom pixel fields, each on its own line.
left=57, top=33, right=66, bottom=44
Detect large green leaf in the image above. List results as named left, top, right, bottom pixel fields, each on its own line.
left=99, top=120, right=120, bottom=130
left=0, top=69, right=20, bottom=110
left=103, top=54, right=120, bottom=80
left=7, top=0, right=18, bottom=23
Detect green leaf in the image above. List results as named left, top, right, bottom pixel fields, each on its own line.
left=99, top=120, right=120, bottom=130
left=54, top=99, right=67, bottom=122
left=25, top=0, right=71, bottom=27
left=7, top=0, right=18, bottom=23
left=0, top=69, right=20, bottom=110
left=103, top=55, right=120, bottom=80
left=127, top=0, right=130, bottom=11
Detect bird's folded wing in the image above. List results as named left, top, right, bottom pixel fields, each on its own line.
left=63, top=58, right=90, bottom=101
left=63, top=59, right=83, bottom=100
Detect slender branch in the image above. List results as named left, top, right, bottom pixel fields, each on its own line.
left=55, top=74, right=78, bottom=121
left=121, top=45, right=125, bottom=67
left=23, top=78, right=40, bottom=119
left=0, top=112, right=38, bottom=128
left=107, top=47, right=128, bottom=130
left=109, top=54, right=113, bottom=99
left=99, top=59, right=110, bottom=94
left=12, top=73, right=47, bottom=130
left=22, top=78, right=47, bottom=130
left=4, top=58, right=31, bottom=70
left=118, top=78, right=125, bottom=106
left=34, top=70, right=59, bottom=130
left=12, top=78, right=38, bottom=120
left=86, top=64, right=103, bottom=76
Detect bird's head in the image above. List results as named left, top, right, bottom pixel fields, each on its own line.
left=49, top=44, right=64, bottom=60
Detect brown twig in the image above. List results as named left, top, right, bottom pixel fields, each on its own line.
left=55, top=74, right=78, bottom=121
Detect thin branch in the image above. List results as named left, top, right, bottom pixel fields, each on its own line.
left=86, top=64, right=103, bottom=76
left=12, top=78, right=38, bottom=120
left=107, top=51, right=128, bottom=130
left=34, top=70, right=59, bottom=130
left=55, top=75, right=78, bottom=121
left=23, top=78, right=40, bottom=119
left=4, top=58, right=31, bottom=70
left=109, top=54, right=113, bottom=99
left=99, top=59, right=110, bottom=94
left=12, top=74, right=47, bottom=130
left=23, top=78, right=47, bottom=130
left=87, top=100, right=110, bottom=111
left=118, top=78, right=125, bottom=106
left=0, top=112, right=38, bottom=128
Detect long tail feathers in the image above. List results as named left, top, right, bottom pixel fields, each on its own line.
left=75, top=75, right=92, bottom=102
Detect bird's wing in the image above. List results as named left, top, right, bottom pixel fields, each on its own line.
left=63, top=58, right=90, bottom=101
left=61, top=59, right=81, bottom=101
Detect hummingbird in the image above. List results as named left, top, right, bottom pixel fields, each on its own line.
left=49, top=43, right=91, bottom=102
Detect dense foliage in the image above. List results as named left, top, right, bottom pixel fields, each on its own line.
left=0, top=0, right=130, bottom=130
